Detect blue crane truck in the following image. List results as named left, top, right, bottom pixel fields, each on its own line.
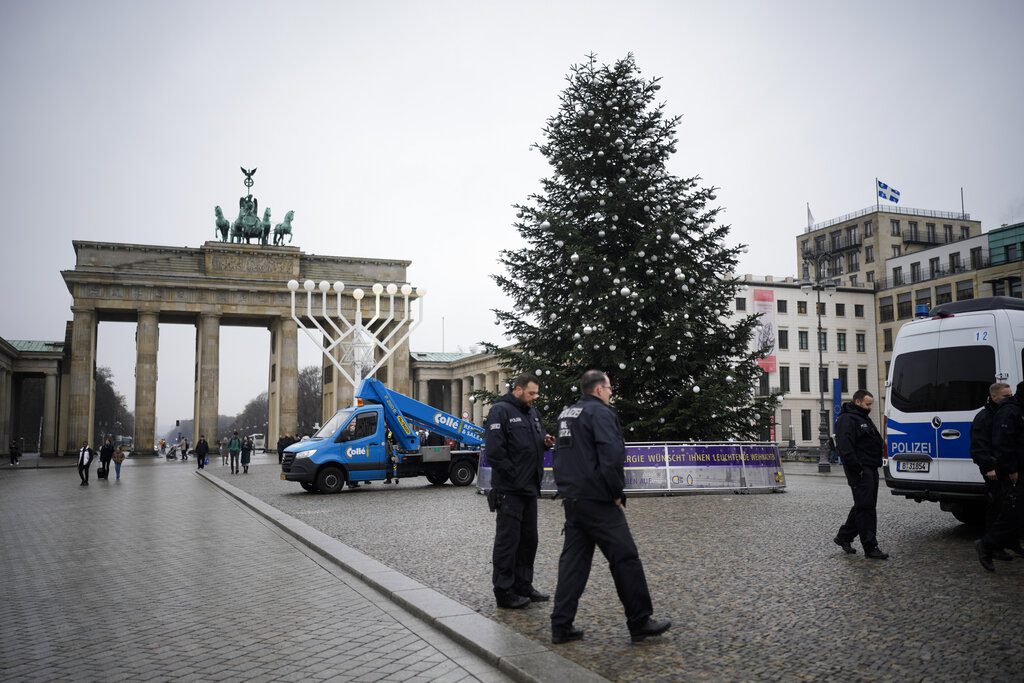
left=280, top=378, right=485, bottom=494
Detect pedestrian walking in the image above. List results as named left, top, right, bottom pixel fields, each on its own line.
left=99, top=437, right=115, bottom=477
left=549, top=370, right=671, bottom=644
left=971, top=382, right=1016, bottom=563
left=77, top=441, right=94, bottom=486
left=228, top=431, right=242, bottom=474
left=112, top=445, right=126, bottom=481
left=195, top=435, right=209, bottom=470
left=220, top=437, right=228, bottom=466
left=484, top=373, right=554, bottom=610
left=833, top=389, right=889, bottom=560
left=277, top=434, right=288, bottom=464
left=976, top=381, right=1024, bottom=571
left=8, top=439, right=20, bottom=467
left=241, top=436, right=252, bottom=474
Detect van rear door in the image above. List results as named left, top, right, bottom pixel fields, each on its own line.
left=887, top=323, right=940, bottom=484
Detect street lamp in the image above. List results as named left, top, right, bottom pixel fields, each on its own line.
left=801, top=250, right=838, bottom=474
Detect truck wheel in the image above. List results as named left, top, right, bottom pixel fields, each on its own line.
left=425, top=471, right=448, bottom=486
left=951, top=503, right=986, bottom=527
left=300, top=481, right=316, bottom=493
left=316, top=467, right=345, bottom=494
left=449, top=459, right=476, bottom=487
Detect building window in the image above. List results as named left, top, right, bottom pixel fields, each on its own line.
left=837, top=332, right=847, bottom=351
left=849, top=251, right=860, bottom=272
left=950, top=252, right=962, bottom=271
left=893, top=267, right=904, bottom=286
left=839, top=367, right=849, bottom=393
left=867, top=271, right=875, bottom=283
left=836, top=303, right=846, bottom=316
left=798, top=330, right=809, bottom=350
left=891, top=219, right=900, bottom=236
left=777, top=299, right=788, bottom=313
left=819, top=367, right=828, bottom=393
left=883, top=328, right=893, bottom=351
left=936, top=284, right=953, bottom=305
left=961, top=226, right=970, bottom=239
left=778, top=329, right=789, bottom=350
left=736, top=297, right=746, bottom=311
left=865, top=245, right=874, bottom=263
left=864, top=220, right=873, bottom=237
left=944, top=225, right=954, bottom=242
left=892, top=245, right=902, bottom=258
left=779, top=366, right=790, bottom=393
left=855, top=304, right=864, bottom=317
left=910, top=262, right=921, bottom=283
left=898, top=292, right=913, bottom=319
left=759, top=371, right=770, bottom=396
left=797, top=300, right=807, bottom=315
left=929, top=257, right=940, bottom=278
left=856, top=333, right=866, bottom=352
left=1007, top=244, right=1019, bottom=262
left=847, top=226, right=860, bottom=244
left=818, top=330, right=827, bottom=351
left=908, top=221, right=919, bottom=241
left=831, top=231, right=842, bottom=250
left=850, top=274, right=859, bottom=286
left=815, top=235, right=826, bottom=252
left=915, top=289, right=931, bottom=311
left=926, top=223, right=936, bottom=242
left=968, top=247, right=982, bottom=269
left=799, top=367, right=811, bottom=393
left=831, top=256, right=843, bottom=276
left=801, top=410, right=812, bottom=441
left=857, top=367, right=868, bottom=391
left=816, top=301, right=826, bottom=316
left=956, top=280, right=974, bottom=301
left=879, top=296, right=894, bottom=322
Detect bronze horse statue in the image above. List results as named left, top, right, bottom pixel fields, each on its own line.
left=261, top=208, right=272, bottom=245
left=233, top=194, right=266, bottom=244
left=214, top=206, right=230, bottom=242
left=273, top=210, right=295, bottom=245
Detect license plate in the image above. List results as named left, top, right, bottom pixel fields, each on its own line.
left=280, top=473, right=286, bottom=480
left=896, top=460, right=930, bottom=473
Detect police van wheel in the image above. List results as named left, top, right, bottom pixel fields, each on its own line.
left=425, top=471, right=449, bottom=486
left=316, top=467, right=345, bottom=494
left=300, top=481, right=316, bottom=493
left=449, top=459, right=476, bottom=487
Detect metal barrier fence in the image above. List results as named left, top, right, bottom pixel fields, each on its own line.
left=477, top=442, right=786, bottom=495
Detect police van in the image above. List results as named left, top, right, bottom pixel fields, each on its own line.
left=884, top=297, right=1024, bottom=525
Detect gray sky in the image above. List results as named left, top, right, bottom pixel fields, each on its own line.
left=2, top=0, right=1022, bottom=431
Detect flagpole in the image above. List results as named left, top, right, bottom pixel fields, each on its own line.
left=961, top=187, right=965, bottom=218
left=875, top=177, right=879, bottom=212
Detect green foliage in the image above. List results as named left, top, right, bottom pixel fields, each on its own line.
left=93, top=366, right=134, bottom=441
left=485, top=54, right=778, bottom=441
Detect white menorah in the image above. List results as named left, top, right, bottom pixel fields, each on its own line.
left=287, top=279, right=425, bottom=405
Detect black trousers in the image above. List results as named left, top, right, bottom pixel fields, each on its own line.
left=492, top=494, right=539, bottom=596
left=982, top=478, right=1021, bottom=552
left=230, top=453, right=240, bottom=472
left=78, top=463, right=89, bottom=483
left=836, top=464, right=879, bottom=550
left=984, top=475, right=1006, bottom=538
left=551, top=498, right=653, bottom=632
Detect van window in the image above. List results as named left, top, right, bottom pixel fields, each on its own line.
left=891, top=346, right=996, bottom=413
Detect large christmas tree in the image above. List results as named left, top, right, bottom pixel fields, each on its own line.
left=483, top=54, right=777, bottom=441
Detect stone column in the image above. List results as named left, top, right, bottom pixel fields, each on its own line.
left=67, top=307, right=97, bottom=453
left=449, top=379, right=461, bottom=416
left=134, top=310, right=159, bottom=455
left=473, top=373, right=486, bottom=423
left=487, top=370, right=499, bottom=397
left=497, top=370, right=510, bottom=395
left=459, top=377, right=471, bottom=420
left=193, top=313, right=220, bottom=446
left=278, top=317, right=298, bottom=438
left=0, top=368, right=9, bottom=454
left=41, top=372, right=58, bottom=455
left=418, top=379, right=430, bottom=405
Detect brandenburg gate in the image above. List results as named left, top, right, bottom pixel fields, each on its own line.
left=60, top=240, right=412, bottom=454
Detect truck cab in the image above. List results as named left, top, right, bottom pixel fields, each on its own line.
left=280, top=378, right=484, bottom=493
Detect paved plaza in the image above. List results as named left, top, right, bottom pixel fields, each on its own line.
left=0, top=457, right=517, bottom=683
left=3, top=455, right=1023, bottom=682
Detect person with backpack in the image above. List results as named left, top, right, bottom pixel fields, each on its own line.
left=227, top=431, right=242, bottom=475
left=195, top=435, right=209, bottom=470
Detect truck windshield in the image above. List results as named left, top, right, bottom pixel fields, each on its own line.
left=313, top=410, right=352, bottom=439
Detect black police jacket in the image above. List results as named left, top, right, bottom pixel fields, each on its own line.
left=835, top=402, right=884, bottom=469
left=553, top=394, right=626, bottom=502
left=484, top=393, right=546, bottom=496
left=992, top=396, right=1024, bottom=475
left=970, top=400, right=999, bottom=475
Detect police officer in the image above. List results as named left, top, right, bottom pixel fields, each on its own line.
left=976, top=381, right=1024, bottom=571
left=550, top=370, right=670, bottom=644
left=833, top=389, right=889, bottom=559
left=485, top=373, right=553, bottom=609
left=970, top=382, right=1015, bottom=562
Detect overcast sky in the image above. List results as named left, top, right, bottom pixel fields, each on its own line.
left=1, top=0, right=1022, bottom=431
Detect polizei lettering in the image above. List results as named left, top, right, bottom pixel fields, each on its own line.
left=889, top=441, right=932, bottom=455
left=433, top=412, right=461, bottom=430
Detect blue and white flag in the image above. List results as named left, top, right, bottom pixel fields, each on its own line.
left=877, top=179, right=901, bottom=204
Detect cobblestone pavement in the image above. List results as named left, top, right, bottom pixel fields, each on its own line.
left=0, top=458, right=512, bottom=683
left=220, top=458, right=1024, bottom=682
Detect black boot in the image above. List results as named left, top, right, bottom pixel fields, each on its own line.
left=833, top=537, right=856, bottom=554
left=629, top=617, right=671, bottom=642
left=495, top=592, right=529, bottom=609
left=975, top=540, right=995, bottom=572
left=552, top=626, right=584, bottom=644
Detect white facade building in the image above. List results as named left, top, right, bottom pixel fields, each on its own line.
left=731, top=275, right=879, bottom=449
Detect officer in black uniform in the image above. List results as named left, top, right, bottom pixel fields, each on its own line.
left=976, top=381, right=1024, bottom=571
left=970, top=382, right=1015, bottom=562
left=549, top=370, right=671, bottom=644
left=485, top=373, right=554, bottom=609
left=833, top=389, right=889, bottom=559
